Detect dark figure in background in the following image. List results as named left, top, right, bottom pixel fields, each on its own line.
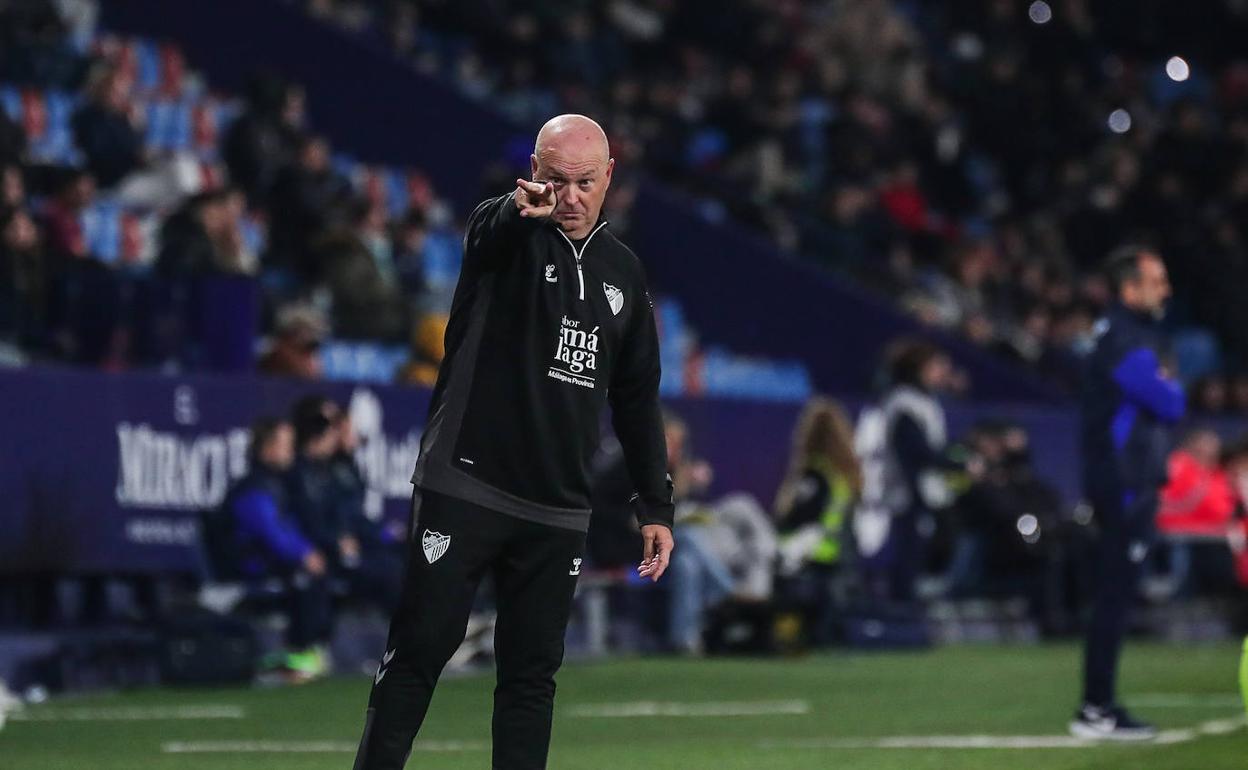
left=0, top=206, right=49, bottom=352
left=71, top=64, right=142, bottom=188
left=155, top=190, right=231, bottom=276
left=215, top=418, right=332, bottom=680
left=950, top=423, right=1061, bottom=619
left=290, top=395, right=405, bottom=616
left=222, top=76, right=305, bottom=207
left=39, top=168, right=93, bottom=259
left=773, top=397, right=862, bottom=645
left=289, top=396, right=360, bottom=577
left=1071, top=246, right=1184, bottom=741
left=330, top=406, right=405, bottom=615
left=267, top=133, right=351, bottom=278
left=256, top=304, right=325, bottom=380
left=877, top=340, right=966, bottom=602
left=314, top=199, right=408, bottom=341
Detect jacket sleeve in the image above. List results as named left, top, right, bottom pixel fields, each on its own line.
left=1112, top=347, right=1185, bottom=423
left=892, top=413, right=961, bottom=477
left=778, top=470, right=829, bottom=530
left=462, top=192, right=539, bottom=273
left=233, top=489, right=314, bottom=566
left=608, top=282, right=675, bottom=529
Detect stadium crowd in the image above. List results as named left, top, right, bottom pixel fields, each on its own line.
left=0, top=0, right=471, bottom=378
left=309, top=0, right=1248, bottom=393
left=0, top=0, right=810, bottom=399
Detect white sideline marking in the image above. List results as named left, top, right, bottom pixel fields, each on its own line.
left=568, top=700, right=810, bottom=718
left=758, top=715, right=1245, bottom=751
left=11, top=705, right=246, bottom=722
left=162, top=739, right=487, bottom=754
left=1131, top=693, right=1244, bottom=708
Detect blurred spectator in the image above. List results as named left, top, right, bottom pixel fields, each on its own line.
left=397, top=312, right=446, bottom=387
left=773, top=396, right=862, bottom=644
left=257, top=304, right=325, bottom=378
left=1230, top=375, right=1248, bottom=413
left=874, top=339, right=966, bottom=601
left=330, top=406, right=404, bottom=613
left=1, top=164, right=24, bottom=208
left=0, top=0, right=83, bottom=89
left=223, top=76, right=305, bottom=207
left=71, top=63, right=142, bottom=187
left=1157, top=429, right=1236, bottom=536
left=947, top=422, right=1061, bottom=612
left=289, top=395, right=402, bottom=614
left=0, top=112, right=26, bottom=167
left=0, top=206, right=47, bottom=354
left=315, top=199, right=407, bottom=340
left=775, top=397, right=860, bottom=575
left=213, top=417, right=332, bottom=679
left=289, top=396, right=358, bottom=572
left=39, top=168, right=93, bottom=259
left=1190, top=376, right=1229, bottom=415
left=155, top=189, right=236, bottom=275
left=664, top=414, right=734, bottom=654
left=268, top=132, right=351, bottom=276
left=665, top=413, right=778, bottom=653
left=392, top=206, right=430, bottom=296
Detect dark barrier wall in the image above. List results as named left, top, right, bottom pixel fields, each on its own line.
left=0, top=366, right=1083, bottom=575
left=97, top=0, right=1064, bottom=402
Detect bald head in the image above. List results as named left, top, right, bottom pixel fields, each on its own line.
left=535, top=114, right=609, bottom=163
left=531, top=114, right=614, bottom=239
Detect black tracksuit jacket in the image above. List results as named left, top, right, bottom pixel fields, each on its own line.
left=411, top=192, right=674, bottom=532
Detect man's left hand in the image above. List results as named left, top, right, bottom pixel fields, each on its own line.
left=638, top=524, right=674, bottom=582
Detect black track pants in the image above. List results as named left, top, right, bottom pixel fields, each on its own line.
left=353, top=489, right=586, bottom=770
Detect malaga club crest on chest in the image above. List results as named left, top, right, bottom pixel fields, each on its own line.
left=603, top=282, right=624, bottom=316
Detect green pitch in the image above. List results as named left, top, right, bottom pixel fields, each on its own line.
left=3, top=642, right=1243, bottom=769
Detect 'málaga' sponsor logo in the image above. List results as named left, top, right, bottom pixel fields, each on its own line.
left=548, top=315, right=598, bottom=389
left=114, top=387, right=421, bottom=522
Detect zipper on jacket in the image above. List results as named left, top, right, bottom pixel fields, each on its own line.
left=555, top=221, right=608, bottom=301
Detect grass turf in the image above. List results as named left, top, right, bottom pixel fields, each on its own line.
left=2, top=642, right=1244, bottom=769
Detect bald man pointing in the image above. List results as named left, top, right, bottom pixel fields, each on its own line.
left=353, top=115, right=675, bottom=769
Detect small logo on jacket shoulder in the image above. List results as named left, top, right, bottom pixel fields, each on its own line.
left=569, top=557, right=582, bottom=576
left=422, top=529, right=451, bottom=564
left=545, top=264, right=558, bottom=283
left=603, top=283, right=624, bottom=316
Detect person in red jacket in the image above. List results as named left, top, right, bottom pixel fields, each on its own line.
left=1158, top=429, right=1236, bottom=537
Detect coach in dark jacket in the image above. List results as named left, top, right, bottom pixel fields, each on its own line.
left=1071, top=246, right=1184, bottom=740
left=355, top=115, right=674, bottom=770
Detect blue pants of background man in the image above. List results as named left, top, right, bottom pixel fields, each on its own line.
left=1082, top=491, right=1156, bottom=707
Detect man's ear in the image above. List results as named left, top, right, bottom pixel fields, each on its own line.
left=530, top=154, right=539, bottom=180
left=605, top=157, right=615, bottom=187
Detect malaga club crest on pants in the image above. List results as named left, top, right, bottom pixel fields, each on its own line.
left=603, top=282, right=624, bottom=316
left=422, top=529, right=451, bottom=564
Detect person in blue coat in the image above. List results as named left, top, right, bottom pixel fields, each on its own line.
left=220, top=417, right=333, bottom=678
left=1072, top=246, right=1185, bottom=740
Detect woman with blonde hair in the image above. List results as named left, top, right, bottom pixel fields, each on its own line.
left=776, top=397, right=862, bottom=552
left=774, top=397, right=862, bottom=644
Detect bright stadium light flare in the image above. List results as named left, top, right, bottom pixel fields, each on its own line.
left=1108, top=108, right=1132, bottom=134
left=1017, top=514, right=1041, bottom=544
left=1166, top=56, right=1190, bottom=82
left=1028, top=1, right=1053, bottom=24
